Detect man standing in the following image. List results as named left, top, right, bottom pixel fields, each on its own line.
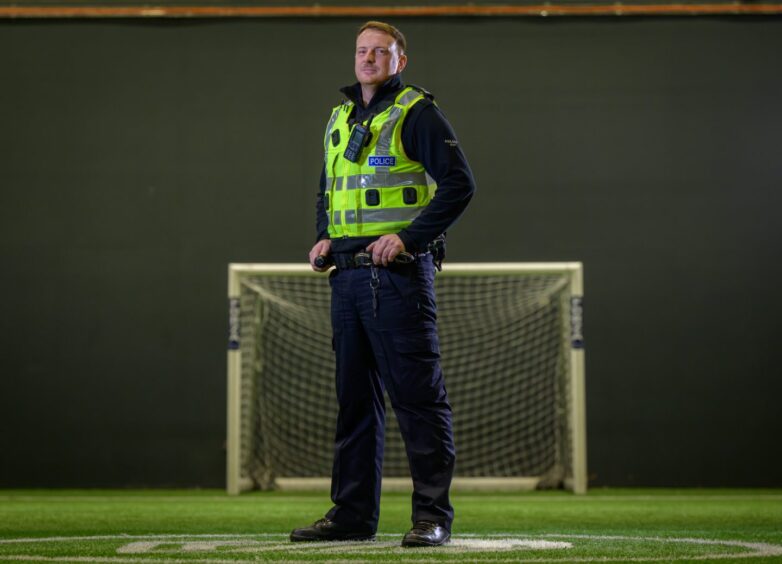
left=291, top=21, right=475, bottom=548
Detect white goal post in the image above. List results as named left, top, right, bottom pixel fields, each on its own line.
left=227, top=262, right=586, bottom=495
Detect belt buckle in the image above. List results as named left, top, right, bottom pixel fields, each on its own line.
left=352, top=250, right=419, bottom=268
left=353, top=251, right=373, bottom=267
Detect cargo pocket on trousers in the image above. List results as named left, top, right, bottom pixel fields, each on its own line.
left=388, top=331, right=443, bottom=403
left=391, top=331, right=441, bottom=364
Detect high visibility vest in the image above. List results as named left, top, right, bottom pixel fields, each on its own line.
left=323, top=86, right=437, bottom=239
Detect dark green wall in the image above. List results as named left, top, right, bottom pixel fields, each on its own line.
left=1, top=17, right=781, bottom=488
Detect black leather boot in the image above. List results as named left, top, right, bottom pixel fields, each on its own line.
left=401, top=521, right=450, bottom=547
left=290, top=518, right=376, bottom=542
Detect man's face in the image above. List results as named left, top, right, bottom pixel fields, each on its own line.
left=354, top=29, right=407, bottom=87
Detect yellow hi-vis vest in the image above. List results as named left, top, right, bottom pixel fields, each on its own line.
left=323, top=86, right=437, bottom=239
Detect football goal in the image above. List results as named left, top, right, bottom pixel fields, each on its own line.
left=227, top=262, right=586, bottom=494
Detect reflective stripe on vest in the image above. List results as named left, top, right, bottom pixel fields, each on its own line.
left=323, top=107, right=341, bottom=154
left=345, top=207, right=424, bottom=225
left=332, top=172, right=429, bottom=190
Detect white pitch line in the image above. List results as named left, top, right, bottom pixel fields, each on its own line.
left=542, top=534, right=782, bottom=556
left=0, top=556, right=781, bottom=564
left=1, top=533, right=781, bottom=562
left=0, top=534, right=287, bottom=544
left=0, top=558, right=238, bottom=564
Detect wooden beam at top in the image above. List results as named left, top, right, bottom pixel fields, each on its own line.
left=1, top=3, right=781, bottom=18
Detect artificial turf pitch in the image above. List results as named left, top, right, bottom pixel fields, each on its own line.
left=1, top=489, right=781, bottom=562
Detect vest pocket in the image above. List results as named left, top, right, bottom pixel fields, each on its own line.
left=365, top=188, right=380, bottom=206
left=403, top=187, right=418, bottom=205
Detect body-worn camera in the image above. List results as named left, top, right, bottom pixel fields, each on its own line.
left=343, top=123, right=371, bottom=163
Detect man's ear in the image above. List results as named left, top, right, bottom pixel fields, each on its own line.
left=396, top=54, right=408, bottom=74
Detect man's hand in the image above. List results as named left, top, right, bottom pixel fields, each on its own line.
left=309, top=239, right=332, bottom=272
left=366, top=234, right=405, bottom=266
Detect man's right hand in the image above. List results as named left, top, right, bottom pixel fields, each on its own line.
left=309, top=239, right=332, bottom=272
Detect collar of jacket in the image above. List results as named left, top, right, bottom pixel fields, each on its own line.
left=339, top=74, right=404, bottom=115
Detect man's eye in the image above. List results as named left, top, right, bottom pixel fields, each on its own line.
left=376, top=48, right=388, bottom=55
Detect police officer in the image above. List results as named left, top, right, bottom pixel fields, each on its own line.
left=291, top=21, right=475, bottom=548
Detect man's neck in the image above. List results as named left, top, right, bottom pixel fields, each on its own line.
left=360, top=84, right=378, bottom=107
left=342, top=76, right=402, bottom=110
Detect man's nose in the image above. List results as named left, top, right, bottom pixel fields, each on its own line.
left=365, top=50, right=375, bottom=62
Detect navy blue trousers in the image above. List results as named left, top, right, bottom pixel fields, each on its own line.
left=324, top=258, right=455, bottom=533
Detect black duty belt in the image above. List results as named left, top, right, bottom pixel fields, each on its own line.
left=331, top=251, right=423, bottom=270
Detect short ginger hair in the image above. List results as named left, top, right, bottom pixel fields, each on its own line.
left=357, top=21, right=407, bottom=54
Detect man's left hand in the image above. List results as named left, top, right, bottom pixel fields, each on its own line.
left=366, top=234, right=406, bottom=266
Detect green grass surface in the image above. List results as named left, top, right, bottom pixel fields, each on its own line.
left=1, top=489, right=781, bottom=562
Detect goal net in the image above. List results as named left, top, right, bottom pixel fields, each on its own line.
left=227, top=262, right=586, bottom=494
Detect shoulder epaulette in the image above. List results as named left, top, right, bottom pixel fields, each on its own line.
left=407, top=84, right=435, bottom=102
